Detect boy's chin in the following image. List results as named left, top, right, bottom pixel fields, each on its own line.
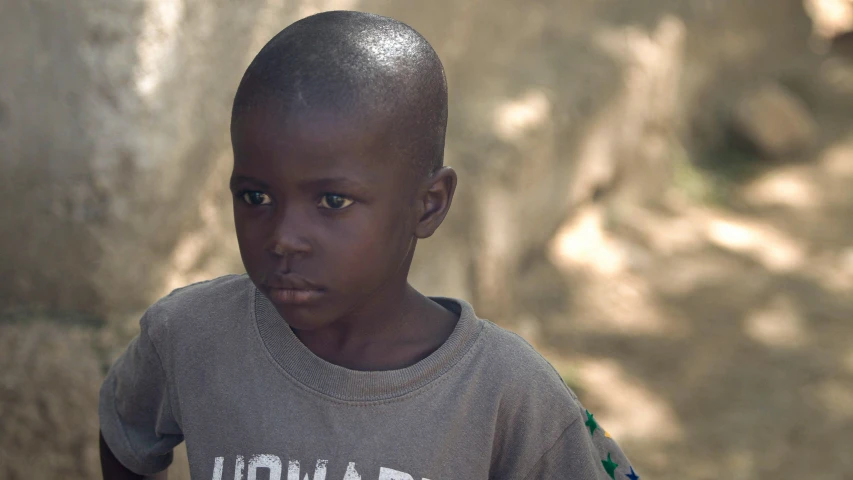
left=270, top=301, right=336, bottom=331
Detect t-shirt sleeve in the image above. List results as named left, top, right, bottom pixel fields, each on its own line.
left=98, top=306, right=184, bottom=475
left=522, top=391, right=640, bottom=480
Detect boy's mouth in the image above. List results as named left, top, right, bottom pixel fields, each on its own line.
left=267, top=287, right=325, bottom=305
left=264, top=274, right=325, bottom=305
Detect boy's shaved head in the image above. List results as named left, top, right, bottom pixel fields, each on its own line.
left=229, top=11, right=459, bottom=345
left=232, top=11, right=448, bottom=176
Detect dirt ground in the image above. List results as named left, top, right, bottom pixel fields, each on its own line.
left=530, top=134, right=853, bottom=478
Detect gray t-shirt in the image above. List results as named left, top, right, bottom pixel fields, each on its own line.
left=100, top=274, right=638, bottom=480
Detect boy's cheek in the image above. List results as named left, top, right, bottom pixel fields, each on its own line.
left=327, top=239, right=390, bottom=279
left=234, top=229, right=262, bottom=257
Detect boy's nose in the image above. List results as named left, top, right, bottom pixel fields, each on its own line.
left=269, top=231, right=312, bottom=257
left=269, top=239, right=311, bottom=257
left=268, top=212, right=312, bottom=257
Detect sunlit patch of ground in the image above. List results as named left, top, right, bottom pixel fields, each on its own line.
left=742, top=294, right=809, bottom=349
left=575, top=357, right=683, bottom=443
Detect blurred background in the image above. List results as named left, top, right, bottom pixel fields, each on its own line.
left=2, top=0, right=853, bottom=479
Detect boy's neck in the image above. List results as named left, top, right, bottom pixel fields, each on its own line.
left=291, top=285, right=459, bottom=371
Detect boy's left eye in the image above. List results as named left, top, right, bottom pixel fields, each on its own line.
left=241, top=191, right=272, bottom=205
left=318, top=194, right=354, bottom=210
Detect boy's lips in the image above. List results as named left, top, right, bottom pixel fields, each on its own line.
left=264, top=274, right=325, bottom=305
left=267, top=287, right=325, bottom=305
left=266, top=273, right=322, bottom=290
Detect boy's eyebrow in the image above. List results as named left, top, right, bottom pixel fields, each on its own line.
left=229, top=175, right=271, bottom=189
left=299, top=176, right=370, bottom=191
left=230, top=174, right=371, bottom=192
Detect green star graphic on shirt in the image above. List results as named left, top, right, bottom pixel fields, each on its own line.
left=601, top=452, right=618, bottom=479
left=584, top=410, right=599, bottom=436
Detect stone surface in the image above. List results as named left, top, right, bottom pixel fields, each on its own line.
left=0, top=321, right=102, bottom=480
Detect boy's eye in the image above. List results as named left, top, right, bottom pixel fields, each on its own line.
left=241, top=191, right=272, bottom=205
left=318, top=194, right=354, bottom=210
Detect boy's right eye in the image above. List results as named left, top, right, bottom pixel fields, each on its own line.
left=241, top=191, right=272, bottom=205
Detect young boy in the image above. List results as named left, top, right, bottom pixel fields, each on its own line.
left=99, top=11, right=638, bottom=480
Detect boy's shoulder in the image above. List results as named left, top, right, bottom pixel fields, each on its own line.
left=141, top=274, right=253, bottom=342
left=473, top=317, right=581, bottom=410
left=154, top=273, right=252, bottom=311
left=463, top=317, right=586, bottom=449
left=477, top=319, right=567, bottom=383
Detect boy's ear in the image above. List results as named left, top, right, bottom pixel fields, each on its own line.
left=415, top=166, right=457, bottom=239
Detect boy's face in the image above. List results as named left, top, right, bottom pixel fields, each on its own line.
left=230, top=107, right=452, bottom=330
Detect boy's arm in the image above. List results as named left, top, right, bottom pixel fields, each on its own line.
left=99, top=304, right=183, bottom=476
left=518, top=413, right=637, bottom=480
left=100, top=430, right=168, bottom=480
left=487, top=340, right=639, bottom=479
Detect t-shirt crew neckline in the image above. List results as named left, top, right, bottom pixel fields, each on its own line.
left=252, top=286, right=484, bottom=403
